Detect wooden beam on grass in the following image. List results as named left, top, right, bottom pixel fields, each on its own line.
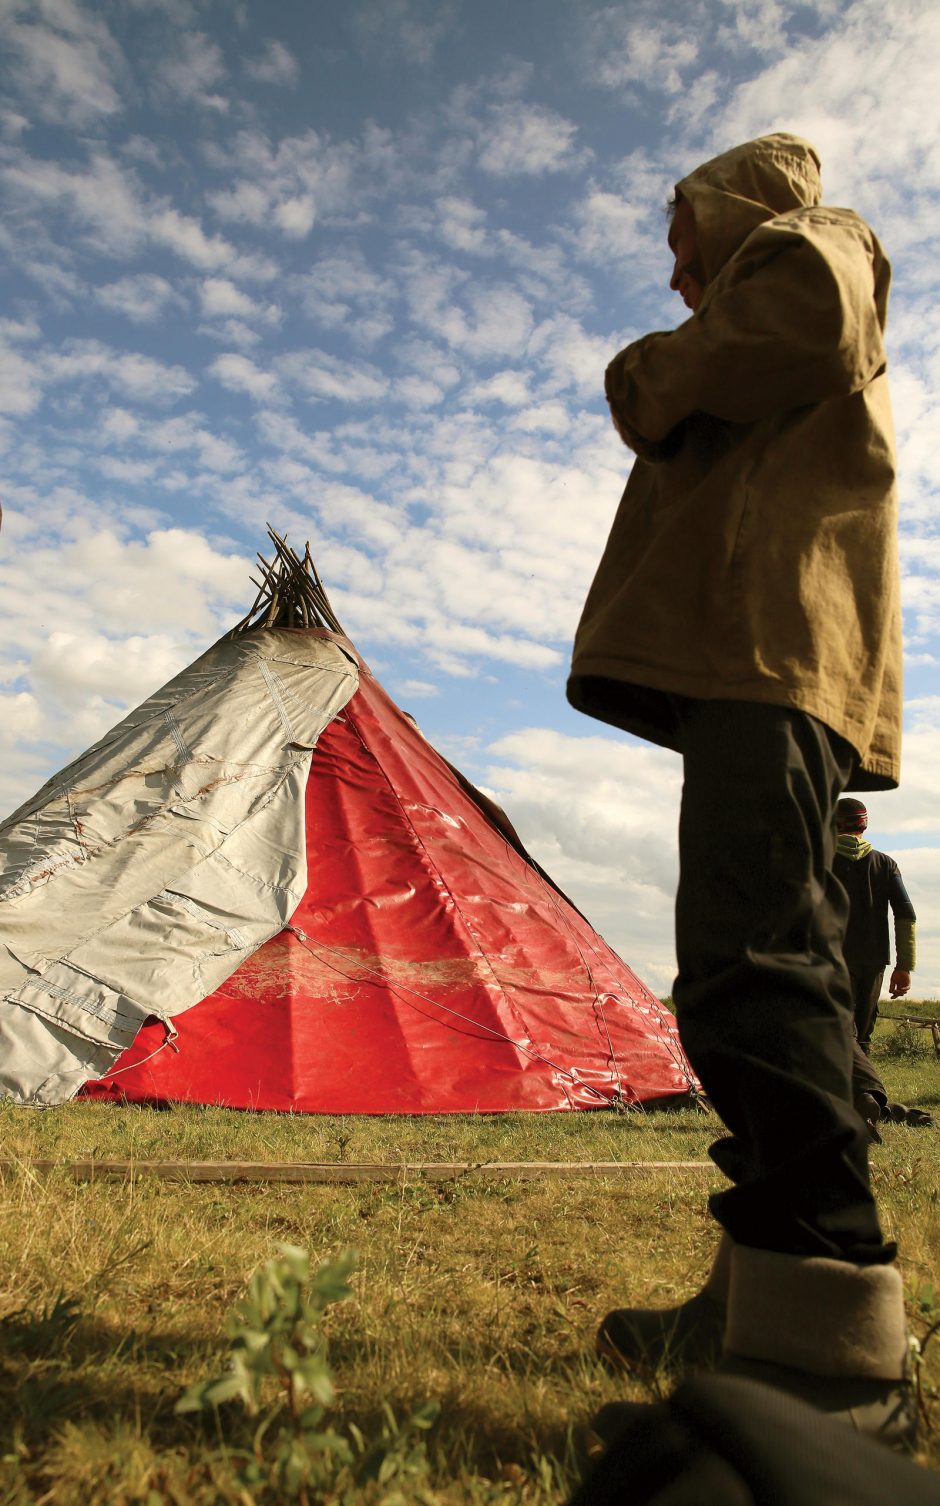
left=0, top=1158, right=712, bottom=1185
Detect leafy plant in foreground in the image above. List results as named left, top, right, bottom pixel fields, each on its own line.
left=176, top=1245, right=439, bottom=1503
left=910, top=1278, right=940, bottom=1432
left=876, top=1020, right=930, bottom=1061
left=0, top=1291, right=82, bottom=1354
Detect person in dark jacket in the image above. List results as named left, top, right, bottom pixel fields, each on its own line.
left=833, top=797, right=916, bottom=1051
left=834, top=797, right=930, bottom=1136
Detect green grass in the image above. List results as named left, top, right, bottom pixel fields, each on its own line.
left=0, top=1010, right=936, bottom=1503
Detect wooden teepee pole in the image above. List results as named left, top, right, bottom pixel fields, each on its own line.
left=227, top=525, right=345, bottom=637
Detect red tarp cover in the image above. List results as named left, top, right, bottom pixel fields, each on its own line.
left=84, top=642, right=692, bottom=1112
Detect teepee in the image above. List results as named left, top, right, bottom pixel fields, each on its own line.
left=0, top=530, right=692, bottom=1113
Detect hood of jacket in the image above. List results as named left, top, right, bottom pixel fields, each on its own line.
left=676, top=133, right=822, bottom=284
left=836, top=834, right=873, bottom=862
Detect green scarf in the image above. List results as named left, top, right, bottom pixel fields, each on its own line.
left=836, top=834, right=872, bottom=861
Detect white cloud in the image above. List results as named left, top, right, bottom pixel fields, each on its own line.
left=207, top=353, right=279, bottom=402
left=204, top=128, right=361, bottom=239
left=29, top=628, right=187, bottom=710
left=529, top=316, right=627, bottom=399
left=889, top=362, right=940, bottom=526
left=705, top=0, right=940, bottom=253
left=904, top=572, right=940, bottom=644
left=337, top=582, right=560, bottom=676
left=510, top=401, right=571, bottom=435
left=206, top=180, right=270, bottom=226
left=0, top=690, right=42, bottom=747
left=208, top=181, right=316, bottom=239
left=137, top=413, right=246, bottom=473
left=292, top=253, right=395, bottom=343
left=254, top=410, right=345, bottom=471
left=493, top=229, right=591, bottom=314
left=565, top=148, right=672, bottom=292
left=396, top=678, right=440, bottom=699
left=44, top=339, right=195, bottom=404
left=906, top=696, right=940, bottom=733
left=1, top=150, right=147, bottom=256
left=96, top=273, right=184, bottom=323
left=1, top=1, right=124, bottom=126
left=121, top=0, right=197, bottom=20
left=0, top=106, right=29, bottom=138
left=0, top=317, right=39, bottom=344
left=463, top=370, right=530, bottom=408
left=437, top=195, right=488, bottom=253
left=15, top=255, right=83, bottom=306
left=0, top=340, right=43, bottom=415
left=405, top=259, right=534, bottom=359
left=245, top=39, right=299, bottom=86
left=96, top=454, right=158, bottom=483
left=157, top=29, right=227, bottom=111
left=477, top=102, right=582, bottom=177
left=275, top=195, right=316, bottom=237
left=395, top=339, right=461, bottom=394
left=91, top=409, right=246, bottom=477
left=714, top=0, right=791, bottom=57
left=863, top=716, right=940, bottom=841
left=198, top=277, right=280, bottom=324
left=149, top=207, right=277, bottom=281
left=121, top=133, right=166, bottom=168
left=277, top=349, right=388, bottom=403
left=100, top=407, right=141, bottom=443
left=584, top=11, right=699, bottom=96
left=667, top=68, right=722, bottom=131
left=245, top=401, right=627, bottom=680
left=392, top=374, right=445, bottom=409
left=199, top=318, right=263, bottom=350
left=572, top=189, right=648, bottom=263
left=249, top=442, right=586, bottom=660
left=351, top=0, right=458, bottom=67
left=0, top=147, right=278, bottom=282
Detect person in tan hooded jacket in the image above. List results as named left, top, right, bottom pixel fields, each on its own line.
left=569, top=135, right=901, bottom=781
left=570, top=135, right=913, bottom=1444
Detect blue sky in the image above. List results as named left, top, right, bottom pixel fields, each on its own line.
left=1, top=0, right=938, bottom=997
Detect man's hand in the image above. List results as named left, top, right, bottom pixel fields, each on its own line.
left=889, top=968, right=912, bottom=998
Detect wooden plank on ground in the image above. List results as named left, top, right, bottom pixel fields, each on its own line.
left=0, top=1159, right=712, bottom=1184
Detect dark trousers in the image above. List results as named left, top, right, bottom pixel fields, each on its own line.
left=671, top=700, right=892, bottom=1265
left=852, top=1036, right=887, bottom=1107
left=850, top=968, right=885, bottom=1053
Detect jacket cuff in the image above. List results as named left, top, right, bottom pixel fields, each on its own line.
left=608, top=402, right=685, bottom=462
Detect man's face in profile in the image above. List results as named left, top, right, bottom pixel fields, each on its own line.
left=668, top=198, right=705, bottom=312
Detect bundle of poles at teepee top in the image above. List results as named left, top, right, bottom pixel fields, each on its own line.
left=228, top=524, right=345, bottom=636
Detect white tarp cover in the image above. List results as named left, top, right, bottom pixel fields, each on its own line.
left=0, top=630, right=358, bottom=1105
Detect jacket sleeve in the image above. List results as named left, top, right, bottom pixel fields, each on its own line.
left=888, top=861, right=917, bottom=972
left=605, top=217, right=887, bottom=445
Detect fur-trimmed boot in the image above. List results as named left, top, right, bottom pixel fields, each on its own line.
left=596, top=1232, right=731, bottom=1373
left=720, top=1245, right=916, bottom=1449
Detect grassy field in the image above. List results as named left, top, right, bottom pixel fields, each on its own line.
left=0, top=1007, right=937, bottom=1504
